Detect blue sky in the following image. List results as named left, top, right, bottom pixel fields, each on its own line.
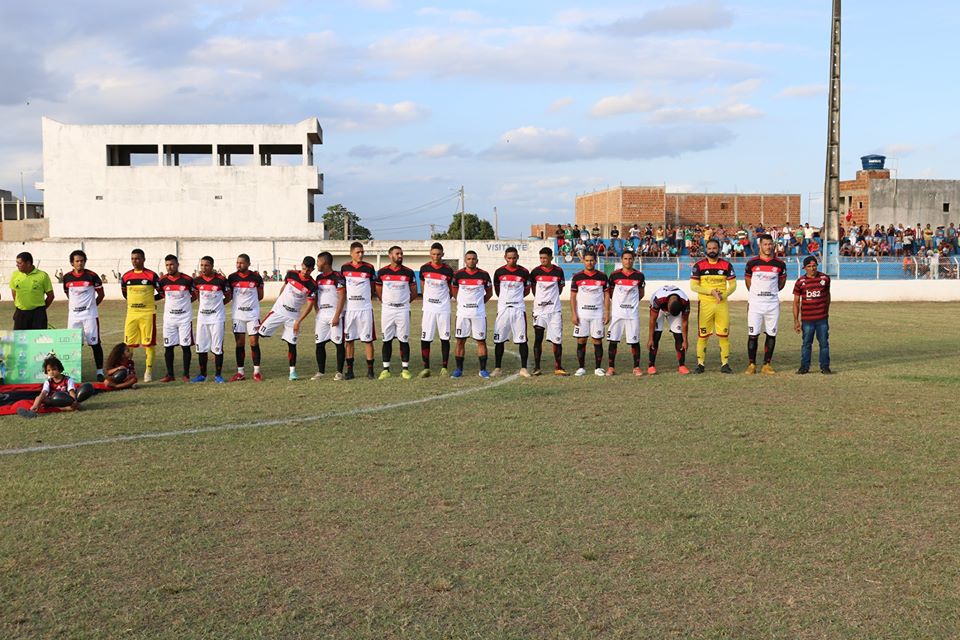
left=2, top=1, right=959, bottom=237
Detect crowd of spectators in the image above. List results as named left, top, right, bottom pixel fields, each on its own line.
left=838, top=222, right=958, bottom=259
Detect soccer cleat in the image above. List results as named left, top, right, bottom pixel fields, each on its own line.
left=159, top=375, right=176, bottom=383
left=378, top=369, right=392, bottom=381
left=143, top=370, right=153, bottom=383
left=401, top=369, right=413, bottom=380
left=678, top=365, right=691, bottom=375
left=366, top=370, right=375, bottom=380
left=821, top=367, right=833, bottom=374
left=633, top=367, right=643, bottom=377
left=554, top=368, right=569, bottom=376
left=594, top=368, right=606, bottom=377
left=418, top=369, right=431, bottom=378
left=289, top=371, right=299, bottom=381
left=344, top=370, right=355, bottom=380
left=574, top=368, right=587, bottom=377
left=97, top=373, right=105, bottom=383
left=311, top=372, right=325, bottom=380
left=181, top=376, right=191, bottom=383
left=796, top=367, right=809, bottom=375
left=450, top=368, right=463, bottom=378
left=214, top=375, right=225, bottom=384
left=720, top=364, right=733, bottom=374
left=694, top=364, right=705, bottom=374
left=252, top=372, right=263, bottom=382
left=761, top=364, right=776, bottom=375
left=190, top=375, right=206, bottom=383
left=490, top=368, right=502, bottom=378
left=605, top=367, right=615, bottom=377
left=531, top=368, right=542, bottom=376
left=647, top=365, right=657, bottom=375
left=333, top=372, right=345, bottom=380
left=518, top=368, right=531, bottom=378
left=439, top=367, right=449, bottom=377
left=745, top=363, right=756, bottom=375
left=230, top=373, right=246, bottom=382
left=479, top=369, right=491, bottom=379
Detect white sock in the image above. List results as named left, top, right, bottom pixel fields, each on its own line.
left=253, top=365, right=261, bottom=374
left=237, top=366, right=245, bottom=375
left=289, top=366, right=296, bottom=373
left=383, top=362, right=390, bottom=369
left=96, top=368, right=104, bottom=375
left=401, top=362, right=409, bottom=369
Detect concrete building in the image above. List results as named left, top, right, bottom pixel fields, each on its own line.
left=39, top=117, right=323, bottom=239
left=840, top=155, right=960, bottom=228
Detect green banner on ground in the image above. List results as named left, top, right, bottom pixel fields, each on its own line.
left=0, top=329, right=83, bottom=383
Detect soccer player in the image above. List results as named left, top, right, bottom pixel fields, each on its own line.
left=744, top=233, right=787, bottom=374
left=418, top=242, right=455, bottom=377
left=340, top=242, right=380, bottom=380
left=258, top=256, right=318, bottom=380
left=570, top=251, right=608, bottom=377
left=646, top=284, right=691, bottom=375
left=492, top=247, right=531, bottom=378
left=792, top=255, right=832, bottom=374
left=158, top=255, right=196, bottom=382
left=376, top=246, right=418, bottom=380
left=302, top=252, right=346, bottom=380
left=690, top=238, right=737, bottom=374
left=121, top=249, right=162, bottom=382
left=228, top=253, right=265, bottom=381
left=192, top=256, right=231, bottom=383
left=529, top=246, right=567, bottom=376
left=62, top=250, right=105, bottom=381
left=605, top=248, right=645, bottom=376
left=451, top=250, right=492, bottom=378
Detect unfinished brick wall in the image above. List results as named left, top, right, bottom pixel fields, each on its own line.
left=840, top=169, right=888, bottom=228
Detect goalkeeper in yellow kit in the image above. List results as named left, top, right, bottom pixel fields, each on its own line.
left=121, top=248, right=163, bottom=383
left=689, top=238, right=737, bottom=374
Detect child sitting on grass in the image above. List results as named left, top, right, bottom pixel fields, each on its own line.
left=104, top=343, right=138, bottom=390
left=17, top=356, right=81, bottom=418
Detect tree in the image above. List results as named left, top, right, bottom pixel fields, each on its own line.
left=323, top=204, right=373, bottom=240
left=432, top=212, right=495, bottom=240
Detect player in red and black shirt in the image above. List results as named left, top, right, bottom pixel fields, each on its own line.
left=605, top=249, right=646, bottom=375
left=492, top=247, right=531, bottom=377
left=570, top=251, right=609, bottom=376
left=340, top=242, right=380, bottom=380
left=451, top=250, right=493, bottom=377
left=158, top=255, right=196, bottom=382
left=227, top=254, right=265, bottom=381
left=792, top=255, right=832, bottom=374
left=529, top=246, right=566, bottom=375
left=63, top=250, right=105, bottom=380
left=418, top=242, right=455, bottom=376
left=376, top=246, right=418, bottom=379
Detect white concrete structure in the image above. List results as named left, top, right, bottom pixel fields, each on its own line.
left=39, top=118, right=323, bottom=239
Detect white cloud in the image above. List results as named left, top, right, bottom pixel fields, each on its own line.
left=322, top=100, right=431, bottom=131
left=777, top=84, right=826, bottom=98
left=588, top=1, right=735, bottom=37
left=548, top=97, right=575, bottom=112
left=348, top=145, right=399, bottom=158
left=880, top=144, right=917, bottom=157
left=421, top=143, right=472, bottom=159
left=591, top=90, right=666, bottom=117
left=650, top=102, right=762, bottom=123
left=417, top=7, right=488, bottom=24
left=356, top=0, right=394, bottom=10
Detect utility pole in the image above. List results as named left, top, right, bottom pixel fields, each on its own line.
left=343, top=211, right=350, bottom=241
left=458, top=185, right=466, bottom=267
left=493, top=206, right=499, bottom=240
left=823, top=0, right=841, bottom=275
left=20, top=170, right=26, bottom=220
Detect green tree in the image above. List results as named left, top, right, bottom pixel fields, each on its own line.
left=432, top=212, right=495, bottom=240
left=323, top=204, right=373, bottom=240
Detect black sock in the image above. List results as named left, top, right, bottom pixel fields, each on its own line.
left=92, top=343, right=104, bottom=370
left=533, top=327, right=545, bottom=368
left=631, top=343, right=640, bottom=368
left=399, top=342, right=410, bottom=366
left=215, top=353, right=223, bottom=376
left=335, top=342, right=345, bottom=373
left=763, top=334, right=776, bottom=364
left=673, top=332, right=686, bottom=366
left=519, top=342, right=528, bottom=368
left=441, top=340, right=450, bottom=367
left=382, top=340, right=393, bottom=367
left=198, top=352, right=208, bottom=377
left=608, top=341, right=618, bottom=368
left=236, top=345, right=245, bottom=368
left=346, top=357, right=355, bottom=373
left=182, top=346, right=191, bottom=377
left=649, top=331, right=661, bottom=366
left=421, top=340, right=431, bottom=368
left=553, top=342, right=562, bottom=369
left=287, top=343, right=297, bottom=367
left=455, top=355, right=465, bottom=370
left=479, top=355, right=488, bottom=371
left=316, top=341, right=327, bottom=373
left=747, top=335, right=759, bottom=364
left=494, top=342, right=505, bottom=368
left=251, top=344, right=261, bottom=366
left=164, top=346, right=175, bottom=377
left=366, top=359, right=374, bottom=374
left=593, top=343, right=603, bottom=369
left=577, top=343, right=586, bottom=368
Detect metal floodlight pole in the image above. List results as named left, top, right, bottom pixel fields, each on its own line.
left=823, top=0, right=842, bottom=275
left=459, top=185, right=466, bottom=267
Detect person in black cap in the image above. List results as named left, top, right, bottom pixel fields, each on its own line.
left=792, top=256, right=832, bottom=374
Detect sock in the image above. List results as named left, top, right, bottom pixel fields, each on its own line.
left=92, top=343, right=104, bottom=370
left=440, top=340, right=450, bottom=368
left=674, top=332, right=686, bottom=366
left=421, top=340, right=431, bottom=368
left=577, top=343, right=586, bottom=368
left=382, top=340, right=393, bottom=369
left=287, top=343, right=297, bottom=367
left=145, top=345, right=155, bottom=369
left=182, top=346, right=192, bottom=377
left=335, top=342, right=345, bottom=373
left=198, top=352, right=208, bottom=377
left=346, top=357, right=355, bottom=373
left=164, top=346, right=175, bottom=378
left=631, top=344, right=640, bottom=368
left=237, top=366, right=245, bottom=375
left=236, top=346, right=245, bottom=369
left=763, top=334, right=776, bottom=364
left=316, top=341, right=327, bottom=373
left=251, top=344, right=261, bottom=366
left=214, top=353, right=224, bottom=377
left=533, top=327, right=545, bottom=369
left=552, top=342, right=563, bottom=370
left=478, top=355, right=488, bottom=371
left=696, top=336, right=708, bottom=366
left=399, top=342, right=410, bottom=368
left=494, top=342, right=505, bottom=368
left=366, top=359, right=374, bottom=374
left=747, top=335, right=759, bottom=364
left=719, top=336, right=730, bottom=365
left=593, top=343, right=603, bottom=369
left=455, top=355, right=465, bottom=370
left=649, top=331, right=661, bottom=366
left=608, top=341, right=618, bottom=368
left=518, top=342, right=528, bottom=369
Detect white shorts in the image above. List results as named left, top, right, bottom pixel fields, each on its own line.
left=232, top=318, right=260, bottom=336
left=654, top=310, right=683, bottom=334
left=573, top=317, right=604, bottom=340
left=344, top=309, right=376, bottom=343
left=315, top=315, right=344, bottom=345
left=493, top=307, right=527, bottom=344
left=607, top=316, right=641, bottom=343
left=748, top=305, right=780, bottom=336
left=381, top=306, right=411, bottom=342
left=258, top=311, right=298, bottom=344
left=68, top=315, right=100, bottom=346
left=455, top=316, right=487, bottom=341
left=421, top=310, right=451, bottom=342
left=162, top=320, right=193, bottom=347
left=196, top=322, right=225, bottom=354
left=533, top=311, right=562, bottom=344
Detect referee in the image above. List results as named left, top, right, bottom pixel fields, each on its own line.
left=10, top=252, right=54, bottom=330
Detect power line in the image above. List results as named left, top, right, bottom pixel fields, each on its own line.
left=362, top=193, right=460, bottom=222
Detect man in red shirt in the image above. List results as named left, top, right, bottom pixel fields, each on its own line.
left=792, top=256, right=832, bottom=374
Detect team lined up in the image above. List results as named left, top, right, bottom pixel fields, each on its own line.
left=60, top=233, right=832, bottom=383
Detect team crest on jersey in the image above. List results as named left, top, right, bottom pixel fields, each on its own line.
left=820, top=279, right=826, bottom=286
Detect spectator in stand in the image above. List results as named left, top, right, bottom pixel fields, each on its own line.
left=590, top=223, right=601, bottom=241
left=923, top=223, right=934, bottom=249
left=629, top=223, right=641, bottom=251
left=609, top=225, right=623, bottom=256
left=574, top=237, right=587, bottom=260
left=803, top=223, right=815, bottom=253
left=554, top=225, right=565, bottom=245
left=947, top=222, right=957, bottom=251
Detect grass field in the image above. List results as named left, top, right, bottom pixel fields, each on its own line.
left=1, top=300, right=959, bottom=638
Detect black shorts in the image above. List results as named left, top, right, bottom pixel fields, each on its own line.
left=13, top=307, right=48, bottom=331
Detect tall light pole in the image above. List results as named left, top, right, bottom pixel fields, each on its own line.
left=823, top=0, right=841, bottom=274
left=20, top=170, right=27, bottom=220
left=458, top=185, right=466, bottom=267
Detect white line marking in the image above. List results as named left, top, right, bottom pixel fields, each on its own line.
left=0, top=372, right=521, bottom=457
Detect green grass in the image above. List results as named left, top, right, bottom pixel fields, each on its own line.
left=1, top=300, right=959, bottom=638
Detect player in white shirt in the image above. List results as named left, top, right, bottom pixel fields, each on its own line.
left=647, top=284, right=691, bottom=375
left=451, top=250, right=493, bottom=378
left=62, top=250, right=105, bottom=381
left=418, top=242, right=455, bottom=377
left=492, top=247, right=532, bottom=378
left=340, top=242, right=380, bottom=380
left=191, top=256, right=231, bottom=384
left=228, top=253, right=265, bottom=382
left=570, top=251, right=609, bottom=377
left=258, top=256, right=318, bottom=380
left=158, top=255, right=196, bottom=383
left=744, top=234, right=788, bottom=375
left=605, top=249, right=646, bottom=376
left=376, top=246, right=418, bottom=380
left=529, top=246, right=567, bottom=376
left=294, top=252, right=347, bottom=381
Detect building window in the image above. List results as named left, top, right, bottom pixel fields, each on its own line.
left=106, top=144, right=158, bottom=166
left=163, top=144, right=213, bottom=166
left=218, top=144, right=254, bottom=166
left=945, top=203, right=951, bottom=213
left=259, top=144, right=303, bottom=166
left=720, top=202, right=728, bottom=210
left=858, top=201, right=863, bottom=209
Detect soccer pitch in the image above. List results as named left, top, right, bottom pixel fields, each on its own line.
left=1, top=300, right=959, bottom=638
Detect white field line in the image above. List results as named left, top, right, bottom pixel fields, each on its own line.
left=0, top=371, right=521, bottom=457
